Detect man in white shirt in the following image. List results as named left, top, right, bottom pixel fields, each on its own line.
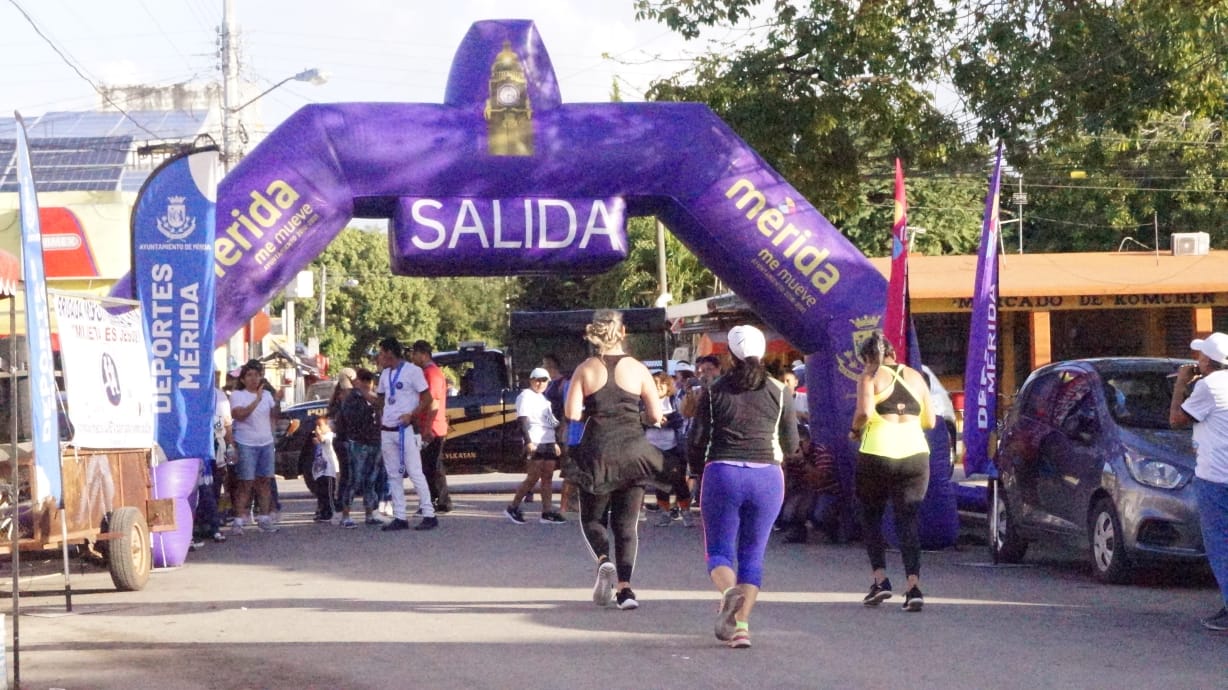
left=1169, top=332, right=1228, bottom=631
left=374, top=337, right=437, bottom=531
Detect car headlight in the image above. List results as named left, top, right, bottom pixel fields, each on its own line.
left=1124, top=451, right=1190, bottom=490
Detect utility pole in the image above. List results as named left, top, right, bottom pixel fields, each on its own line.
left=220, top=0, right=238, bottom=171
left=1016, top=173, right=1026, bottom=254
left=318, top=265, right=326, bottom=329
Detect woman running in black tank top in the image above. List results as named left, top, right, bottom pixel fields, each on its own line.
left=565, top=310, right=664, bottom=611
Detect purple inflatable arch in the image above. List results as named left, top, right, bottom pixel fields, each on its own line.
left=209, top=19, right=956, bottom=547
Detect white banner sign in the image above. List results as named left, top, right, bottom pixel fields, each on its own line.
left=53, top=294, right=156, bottom=448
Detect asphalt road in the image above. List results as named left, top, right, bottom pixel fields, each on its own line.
left=1, top=476, right=1224, bottom=690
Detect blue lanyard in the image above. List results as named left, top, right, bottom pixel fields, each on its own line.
left=387, top=362, right=405, bottom=405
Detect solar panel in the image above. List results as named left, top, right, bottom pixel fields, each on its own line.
left=0, top=109, right=208, bottom=193
left=0, top=136, right=132, bottom=193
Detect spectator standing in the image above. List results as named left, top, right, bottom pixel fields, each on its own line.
left=565, top=310, right=664, bottom=611
left=689, top=325, right=798, bottom=648
left=648, top=371, right=692, bottom=527
left=195, top=373, right=231, bottom=545
left=229, top=362, right=281, bottom=534
left=682, top=354, right=723, bottom=503
left=779, top=427, right=842, bottom=544
left=336, top=368, right=383, bottom=528
left=849, top=331, right=934, bottom=612
left=1169, top=332, right=1228, bottom=632
left=311, top=415, right=340, bottom=522
left=542, top=354, right=576, bottom=513
left=505, top=368, right=566, bottom=524
left=410, top=340, right=452, bottom=513
left=374, top=337, right=437, bottom=531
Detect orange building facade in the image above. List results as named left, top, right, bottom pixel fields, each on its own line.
left=868, top=250, right=1228, bottom=401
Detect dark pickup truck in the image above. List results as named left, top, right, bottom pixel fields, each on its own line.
left=274, top=342, right=523, bottom=492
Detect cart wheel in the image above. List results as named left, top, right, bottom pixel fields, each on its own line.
left=107, top=507, right=152, bottom=591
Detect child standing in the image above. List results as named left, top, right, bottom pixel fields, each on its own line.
left=312, top=414, right=340, bottom=522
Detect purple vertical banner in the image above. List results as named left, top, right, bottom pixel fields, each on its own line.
left=132, top=149, right=220, bottom=461
left=13, top=112, right=63, bottom=505
left=963, top=143, right=1003, bottom=477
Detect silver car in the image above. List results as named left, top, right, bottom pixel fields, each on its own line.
left=991, top=357, right=1205, bottom=583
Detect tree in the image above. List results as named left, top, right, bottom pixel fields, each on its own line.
left=634, top=0, right=1228, bottom=255
left=514, top=216, right=718, bottom=311
left=637, top=0, right=983, bottom=227
left=293, top=227, right=439, bottom=366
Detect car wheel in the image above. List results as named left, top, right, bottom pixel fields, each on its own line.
left=298, top=446, right=319, bottom=495
left=1089, top=497, right=1132, bottom=584
left=989, top=480, right=1028, bottom=563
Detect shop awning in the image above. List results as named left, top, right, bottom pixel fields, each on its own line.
left=0, top=249, right=18, bottom=297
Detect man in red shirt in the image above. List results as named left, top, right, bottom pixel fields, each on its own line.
left=411, top=340, right=452, bottom=513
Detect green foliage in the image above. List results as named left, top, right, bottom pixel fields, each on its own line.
left=634, top=0, right=1228, bottom=255
left=292, top=227, right=509, bottom=367
left=515, top=216, right=718, bottom=311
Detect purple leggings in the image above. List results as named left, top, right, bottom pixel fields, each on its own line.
left=701, top=462, right=784, bottom=588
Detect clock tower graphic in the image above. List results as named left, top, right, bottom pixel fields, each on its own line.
left=484, top=40, right=534, bottom=156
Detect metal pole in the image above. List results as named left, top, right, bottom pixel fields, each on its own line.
left=318, top=266, right=326, bottom=329
left=220, top=0, right=237, bottom=172
left=1016, top=174, right=1024, bottom=254
left=655, top=219, right=669, bottom=364
left=8, top=293, right=20, bottom=689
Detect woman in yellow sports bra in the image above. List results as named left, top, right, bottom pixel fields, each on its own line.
left=848, top=330, right=935, bottom=612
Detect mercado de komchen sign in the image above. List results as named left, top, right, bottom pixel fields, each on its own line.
left=944, top=292, right=1225, bottom=311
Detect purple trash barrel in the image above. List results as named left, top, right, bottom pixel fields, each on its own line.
left=150, top=457, right=200, bottom=568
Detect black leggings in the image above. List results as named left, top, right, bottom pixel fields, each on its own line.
left=855, top=451, right=929, bottom=578
left=578, top=485, right=645, bottom=583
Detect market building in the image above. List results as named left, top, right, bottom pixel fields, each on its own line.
left=867, top=248, right=1228, bottom=400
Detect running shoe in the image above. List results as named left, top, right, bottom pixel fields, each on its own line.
left=728, top=627, right=751, bottom=649
left=715, top=587, right=746, bottom=641
left=539, top=511, right=566, bottom=524
left=616, top=587, right=639, bottom=610
left=592, top=561, right=617, bottom=606
left=655, top=510, right=674, bottom=527
left=680, top=510, right=694, bottom=528
left=504, top=506, right=526, bottom=524
left=230, top=518, right=245, bottom=536
left=902, top=585, right=924, bottom=612
left=381, top=518, right=410, bottom=532
left=862, top=578, right=892, bottom=606
left=1200, top=607, right=1228, bottom=631
left=364, top=516, right=382, bottom=526
left=340, top=518, right=357, bottom=529
left=188, top=538, right=205, bottom=552
left=414, top=517, right=439, bottom=531
left=211, top=531, right=227, bottom=543
left=255, top=517, right=279, bottom=533
left=669, top=506, right=682, bottom=522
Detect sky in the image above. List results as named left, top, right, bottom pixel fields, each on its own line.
left=1, top=0, right=722, bottom=133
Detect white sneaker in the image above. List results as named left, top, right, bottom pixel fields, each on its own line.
left=255, top=516, right=279, bottom=533
left=230, top=518, right=245, bottom=535
left=592, top=561, right=617, bottom=607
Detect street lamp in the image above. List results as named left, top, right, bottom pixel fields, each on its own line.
left=221, top=68, right=329, bottom=171
left=231, top=69, right=329, bottom=113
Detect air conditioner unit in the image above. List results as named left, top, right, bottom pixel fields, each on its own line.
left=1171, top=232, right=1210, bottom=256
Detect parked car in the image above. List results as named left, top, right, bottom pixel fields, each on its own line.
left=274, top=342, right=523, bottom=492
left=990, top=357, right=1205, bottom=583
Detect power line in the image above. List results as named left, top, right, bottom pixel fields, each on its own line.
left=6, top=0, right=164, bottom=140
